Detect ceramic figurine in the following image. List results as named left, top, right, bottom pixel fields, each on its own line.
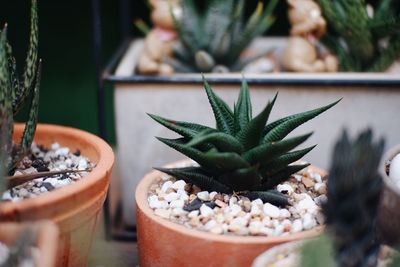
left=137, top=0, right=181, bottom=75
left=283, top=0, right=338, bottom=72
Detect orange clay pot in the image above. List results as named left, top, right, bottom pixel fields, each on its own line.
left=136, top=160, right=326, bottom=267
left=0, top=221, right=59, bottom=267
left=0, top=124, right=114, bottom=267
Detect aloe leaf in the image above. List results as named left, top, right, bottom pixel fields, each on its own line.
left=261, top=145, right=316, bottom=175
left=263, top=99, right=340, bottom=143
left=148, top=113, right=212, bottom=138
left=13, top=0, right=39, bottom=114
left=234, top=78, right=252, bottom=133
left=203, top=76, right=234, bottom=134
left=259, top=163, right=310, bottom=190
left=236, top=93, right=277, bottom=150
left=186, top=131, right=244, bottom=154
left=155, top=166, right=231, bottom=193
left=0, top=27, right=13, bottom=164
left=219, top=166, right=261, bottom=191
left=5, top=43, right=19, bottom=102
left=203, top=149, right=250, bottom=172
left=242, top=190, right=288, bottom=207
left=243, top=133, right=313, bottom=164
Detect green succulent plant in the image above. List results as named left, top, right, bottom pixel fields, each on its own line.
left=318, top=0, right=400, bottom=72
left=167, top=0, right=278, bottom=73
left=0, top=0, right=40, bottom=175
left=150, top=77, right=339, bottom=206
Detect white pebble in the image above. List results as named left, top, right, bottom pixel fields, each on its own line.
left=291, top=219, right=303, bottom=233
left=293, top=174, right=303, bottom=182
left=1, top=191, right=12, bottom=201
left=51, top=143, right=60, bottom=150
left=161, top=181, right=173, bottom=193
left=197, top=191, right=210, bottom=201
left=279, top=209, right=291, bottom=218
left=390, top=154, right=400, bottom=181
left=296, top=194, right=318, bottom=213
left=65, top=158, right=73, bottom=167
left=55, top=147, right=70, bottom=156
left=250, top=204, right=262, bottom=216
left=78, top=158, right=88, bottom=169
left=204, top=220, right=217, bottom=230
left=172, top=180, right=186, bottom=190
left=249, top=221, right=263, bottom=234
left=274, top=225, right=284, bottom=236
left=154, top=208, right=171, bottom=219
left=19, top=188, right=29, bottom=197
left=314, top=195, right=328, bottom=205
left=170, top=199, right=185, bottom=209
left=177, top=189, right=189, bottom=201
left=251, top=199, right=263, bottom=206
left=200, top=204, right=214, bottom=217
left=229, top=196, right=238, bottom=206
left=277, top=184, right=294, bottom=195
left=260, top=227, right=274, bottom=236
left=188, top=210, right=199, bottom=218
left=302, top=213, right=317, bottom=230
left=230, top=204, right=242, bottom=217
left=263, top=203, right=280, bottom=218
left=171, top=208, right=187, bottom=216
left=164, top=192, right=180, bottom=202
left=148, top=195, right=168, bottom=209
left=209, top=191, right=218, bottom=200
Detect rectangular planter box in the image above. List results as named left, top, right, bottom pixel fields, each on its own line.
left=107, top=37, right=400, bottom=226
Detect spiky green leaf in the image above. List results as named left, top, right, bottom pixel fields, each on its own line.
left=234, top=78, right=252, bottom=132
left=263, top=99, right=340, bottom=143
left=218, top=166, right=261, bottom=191
left=259, top=163, right=310, bottom=190
left=243, top=190, right=288, bottom=207
left=186, top=130, right=244, bottom=154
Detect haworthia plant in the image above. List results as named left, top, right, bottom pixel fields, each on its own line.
left=167, top=0, right=278, bottom=73
left=0, top=0, right=41, bottom=175
left=150, top=77, right=340, bottom=206
left=318, top=0, right=400, bottom=72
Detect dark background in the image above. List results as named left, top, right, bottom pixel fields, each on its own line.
left=5, top=0, right=383, bottom=145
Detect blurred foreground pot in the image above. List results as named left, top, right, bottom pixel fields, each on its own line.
left=136, top=160, right=325, bottom=267
left=378, top=145, right=400, bottom=245
left=0, top=221, right=59, bottom=267
left=252, top=241, right=303, bottom=267
left=0, top=124, right=114, bottom=267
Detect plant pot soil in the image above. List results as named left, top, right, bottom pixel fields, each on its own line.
left=0, top=124, right=114, bottom=267
left=136, top=160, right=326, bottom=267
left=378, top=145, right=400, bottom=245
left=0, top=221, right=59, bottom=267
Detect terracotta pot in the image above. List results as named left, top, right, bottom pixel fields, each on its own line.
left=136, top=160, right=325, bottom=267
left=0, top=124, right=114, bottom=267
left=378, top=145, right=400, bottom=245
left=0, top=221, right=59, bottom=267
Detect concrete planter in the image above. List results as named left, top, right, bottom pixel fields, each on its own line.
left=108, top=37, right=400, bottom=226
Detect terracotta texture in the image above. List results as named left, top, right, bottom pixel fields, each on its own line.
left=378, top=145, right=400, bottom=245
left=136, top=160, right=325, bottom=267
left=0, top=221, right=59, bottom=267
left=0, top=124, right=114, bottom=267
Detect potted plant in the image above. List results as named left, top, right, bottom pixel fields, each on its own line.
left=0, top=221, right=59, bottom=267
left=253, top=129, right=391, bottom=267
left=135, top=77, right=339, bottom=267
left=107, top=0, right=400, bottom=227
left=0, top=1, right=114, bottom=266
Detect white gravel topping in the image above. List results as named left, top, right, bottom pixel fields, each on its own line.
left=148, top=165, right=326, bottom=237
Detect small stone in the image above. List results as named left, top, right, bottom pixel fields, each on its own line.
left=172, top=180, right=186, bottom=190
left=291, top=219, right=303, bottom=233
left=171, top=208, right=187, bottom=216
left=302, top=213, right=317, bottom=230
left=250, top=204, right=262, bottom=216
left=197, top=191, right=210, bottom=201
left=293, top=174, right=303, bottom=182
left=279, top=209, right=291, bottom=218
left=200, top=204, right=214, bottom=217
left=51, top=143, right=60, bottom=150
left=260, top=227, right=274, bottom=236
left=154, top=208, right=171, bottom=219
left=314, top=183, right=327, bottom=195
left=296, top=195, right=317, bottom=214
left=243, top=200, right=252, bottom=212
left=204, top=220, right=217, bottom=230
left=229, top=196, right=238, bottom=206
left=210, top=226, right=223, bottom=234
left=209, top=191, right=218, bottom=200
left=251, top=199, right=263, bottom=206
left=78, top=158, right=88, bottom=169
left=170, top=199, right=185, bottom=209
left=311, top=173, right=322, bottom=183
left=215, top=199, right=227, bottom=208
left=19, top=188, right=29, bottom=198
left=249, top=220, right=263, bottom=234
left=277, top=184, right=294, bottom=195
left=192, top=185, right=202, bottom=195
left=164, top=192, right=180, bottom=202
left=314, top=195, right=328, bottom=205
left=188, top=210, right=199, bottom=218
left=55, top=147, right=70, bottom=156
left=161, top=181, right=173, bottom=193
left=302, top=176, right=315, bottom=188
left=230, top=204, right=242, bottom=217
left=274, top=225, right=284, bottom=236
left=263, top=203, right=280, bottom=218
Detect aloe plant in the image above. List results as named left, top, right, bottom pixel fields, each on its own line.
left=150, top=77, right=339, bottom=206
left=0, top=0, right=40, bottom=175
left=168, top=0, right=278, bottom=73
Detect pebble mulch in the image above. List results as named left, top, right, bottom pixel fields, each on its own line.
left=1, top=143, right=93, bottom=202
left=0, top=241, right=38, bottom=267
left=147, top=162, right=327, bottom=237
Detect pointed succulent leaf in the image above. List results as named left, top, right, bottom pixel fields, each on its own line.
left=148, top=113, right=212, bottom=139
left=243, top=133, right=313, bottom=165
left=236, top=93, right=277, bottom=150
left=203, top=77, right=234, bottom=134
left=234, top=78, right=252, bottom=132
left=242, top=190, right=288, bottom=207
left=259, top=163, right=310, bottom=190
left=263, top=99, right=340, bottom=143
left=5, top=43, right=19, bottom=101
left=203, top=149, right=249, bottom=172
left=13, top=0, right=39, bottom=114
left=219, top=166, right=261, bottom=191
left=186, top=131, right=244, bottom=154
left=155, top=166, right=231, bottom=193
left=262, top=145, right=316, bottom=175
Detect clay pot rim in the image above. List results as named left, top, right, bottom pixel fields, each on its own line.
left=0, top=123, right=114, bottom=213
left=136, top=159, right=325, bottom=244
left=381, top=145, right=400, bottom=195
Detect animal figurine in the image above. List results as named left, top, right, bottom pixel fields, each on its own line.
left=137, top=0, right=180, bottom=75
left=283, top=0, right=338, bottom=72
